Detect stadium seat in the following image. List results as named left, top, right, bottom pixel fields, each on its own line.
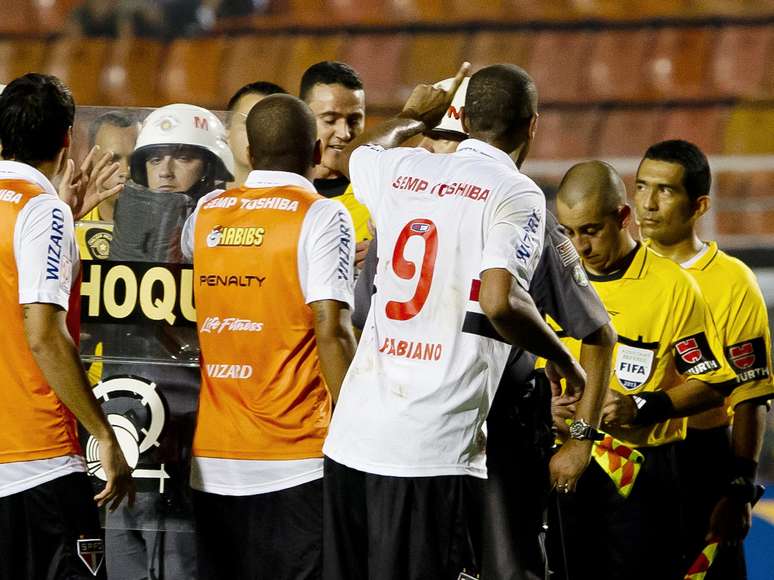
left=587, top=29, right=655, bottom=102
left=643, top=27, right=714, bottom=101
left=530, top=108, right=602, bottom=159
left=340, top=34, right=406, bottom=109
left=712, top=25, right=773, bottom=99
left=714, top=172, right=750, bottom=201
left=527, top=30, right=593, bottom=104
left=101, top=38, right=165, bottom=107
left=219, top=35, right=288, bottom=108
left=0, top=0, right=35, bottom=34
left=160, top=37, right=227, bottom=109
left=596, top=108, right=661, bottom=157
left=398, top=33, right=468, bottom=101
left=0, top=39, right=47, bottom=84
left=716, top=209, right=774, bottom=236
left=44, top=37, right=111, bottom=106
left=467, top=31, right=532, bottom=74
left=657, top=106, right=728, bottom=155
left=280, top=34, right=344, bottom=95
left=724, top=106, right=774, bottom=154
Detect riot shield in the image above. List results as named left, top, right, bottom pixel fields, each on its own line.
left=72, top=105, right=233, bottom=579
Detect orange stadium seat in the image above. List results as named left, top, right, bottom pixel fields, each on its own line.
left=527, top=30, right=593, bottom=104
left=712, top=25, right=773, bottom=99
left=160, top=37, right=226, bottom=109
left=0, top=40, right=47, bottom=84
left=587, top=29, right=655, bottom=102
left=716, top=209, right=774, bottom=236
left=339, top=34, right=406, bottom=109
left=596, top=108, right=661, bottom=157
left=398, top=33, right=468, bottom=101
left=0, top=0, right=36, bottom=34
left=44, top=37, right=111, bottom=106
left=656, top=106, right=728, bottom=155
left=714, top=172, right=749, bottom=201
left=642, top=27, right=714, bottom=101
left=219, top=35, right=288, bottom=108
left=530, top=108, right=602, bottom=159
left=101, top=38, right=165, bottom=107
left=280, top=34, right=344, bottom=95
left=724, top=106, right=774, bottom=154
left=467, top=31, right=532, bottom=74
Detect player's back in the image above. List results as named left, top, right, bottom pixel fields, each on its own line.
left=324, top=140, right=545, bottom=478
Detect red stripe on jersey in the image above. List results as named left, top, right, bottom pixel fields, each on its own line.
left=469, top=279, right=480, bottom=302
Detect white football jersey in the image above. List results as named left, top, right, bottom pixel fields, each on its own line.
left=323, top=139, right=546, bottom=478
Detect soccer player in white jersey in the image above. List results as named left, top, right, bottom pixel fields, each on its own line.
left=321, top=63, right=587, bottom=579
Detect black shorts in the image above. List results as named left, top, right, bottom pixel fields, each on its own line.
left=547, top=442, right=685, bottom=580
left=193, top=478, right=322, bottom=580
left=0, top=471, right=106, bottom=580
left=677, top=426, right=747, bottom=580
left=323, top=456, right=482, bottom=580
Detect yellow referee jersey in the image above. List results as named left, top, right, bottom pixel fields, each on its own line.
left=550, top=244, right=736, bottom=448
left=337, top=184, right=372, bottom=241
left=677, top=242, right=774, bottom=429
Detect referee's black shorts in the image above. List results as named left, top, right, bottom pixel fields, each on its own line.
left=323, top=456, right=482, bottom=580
left=193, top=479, right=322, bottom=580
left=0, top=471, right=106, bottom=580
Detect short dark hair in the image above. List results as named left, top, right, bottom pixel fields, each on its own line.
left=0, top=73, right=74, bottom=165
left=642, top=139, right=711, bottom=202
left=88, top=111, right=137, bottom=147
left=465, top=64, right=537, bottom=139
left=299, top=61, right=363, bottom=102
left=227, top=81, right=287, bottom=111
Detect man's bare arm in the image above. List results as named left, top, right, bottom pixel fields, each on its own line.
left=311, top=300, right=358, bottom=403
left=23, top=303, right=134, bottom=510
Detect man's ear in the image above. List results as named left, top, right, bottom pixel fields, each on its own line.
left=312, top=139, right=322, bottom=166
left=618, top=204, right=632, bottom=228
left=528, top=113, right=539, bottom=140
left=692, top=195, right=710, bottom=220
left=63, top=126, right=72, bottom=149
left=461, top=108, right=469, bottom=134
left=246, top=145, right=253, bottom=168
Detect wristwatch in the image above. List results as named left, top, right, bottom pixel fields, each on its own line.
left=569, top=419, right=604, bottom=441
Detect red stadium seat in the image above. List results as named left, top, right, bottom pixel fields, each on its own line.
left=44, top=37, right=111, bottom=106
left=0, top=0, right=36, bottom=34
left=280, top=34, right=345, bottom=96
left=724, top=106, right=774, bottom=154
left=101, top=38, right=165, bottom=107
left=642, top=27, right=714, bottom=101
left=527, top=30, right=593, bottom=104
left=587, top=29, right=656, bottom=102
left=596, top=108, right=661, bottom=157
left=218, top=35, right=289, bottom=109
left=467, top=31, right=532, bottom=74
left=712, top=26, right=773, bottom=99
left=716, top=209, right=774, bottom=236
left=160, top=37, right=227, bottom=109
left=398, top=33, right=468, bottom=101
left=714, top=172, right=750, bottom=201
left=656, top=106, right=728, bottom=155
left=339, top=34, right=406, bottom=109
left=0, top=39, right=47, bottom=84
left=531, top=109, right=602, bottom=159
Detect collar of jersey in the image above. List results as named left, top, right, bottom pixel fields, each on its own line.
left=244, top=170, right=316, bottom=193
left=0, top=160, right=58, bottom=197
left=684, top=241, right=719, bottom=271
left=456, top=139, right=518, bottom=171
left=586, top=243, right=648, bottom=282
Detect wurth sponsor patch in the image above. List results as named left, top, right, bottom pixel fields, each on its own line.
left=673, top=333, right=720, bottom=375
left=726, top=337, right=770, bottom=384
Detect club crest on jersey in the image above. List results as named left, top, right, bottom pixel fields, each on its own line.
left=674, top=333, right=720, bottom=375
left=411, top=222, right=431, bottom=233
left=77, top=538, right=104, bottom=576
left=726, top=337, right=770, bottom=384
left=614, top=344, right=655, bottom=390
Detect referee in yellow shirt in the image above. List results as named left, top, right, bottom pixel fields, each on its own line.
left=548, top=161, right=736, bottom=580
left=634, top=140, right=774, bottom=579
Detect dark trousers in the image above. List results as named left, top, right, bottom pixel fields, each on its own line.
left=193, top=479, right=322, bottom=580
left=323, top=457, right=482, bottom=580
left=0, top=472, right=106, bottom=580
left=677, top=426, right=747, bottom=580
left=547, top=443, right=685, bottom=580
left=480, top=372, right=553, bottom=580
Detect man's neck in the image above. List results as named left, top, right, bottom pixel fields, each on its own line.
left=647, top=234, right=704, bottom=264
left=589, top=233, right=638, bottom=277
left=312, top=166, right=341, bottom=180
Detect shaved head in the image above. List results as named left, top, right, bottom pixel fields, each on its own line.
left=246, top=93, right=318, bottom=174
left=465, top=64, right=537, bottom=138
left=557, top=161, right=626, bottom=215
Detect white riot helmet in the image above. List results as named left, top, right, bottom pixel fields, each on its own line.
left=131, top=103, right=234, bottom=191
left=428, top=76, right=469, bottom=139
